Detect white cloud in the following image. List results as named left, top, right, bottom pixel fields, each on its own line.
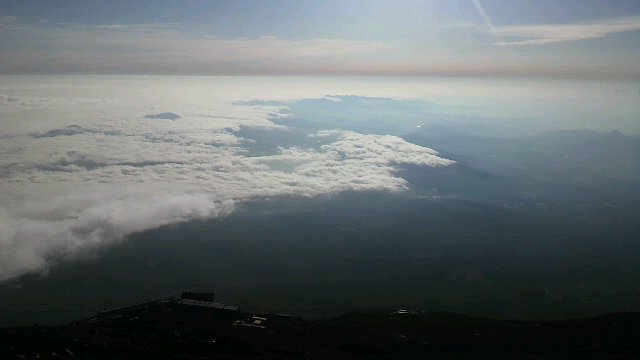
left=318, top=131, right=452, bottom=167
left=496, top=16, right=640, bottom=46
left=0, top=79, right=454, bottom=282
left=0, top=192, right=235, bottom=281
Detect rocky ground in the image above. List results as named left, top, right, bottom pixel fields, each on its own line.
left=1, top=299, right=639, bottom=359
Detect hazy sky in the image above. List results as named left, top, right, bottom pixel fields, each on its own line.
left=1, top=0, right=639, bottom=79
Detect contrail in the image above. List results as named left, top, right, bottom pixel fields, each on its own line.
left=471, top=0, right=505, bottom=44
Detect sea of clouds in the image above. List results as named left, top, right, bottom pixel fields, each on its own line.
left=0, top=76, right=455, bottom=282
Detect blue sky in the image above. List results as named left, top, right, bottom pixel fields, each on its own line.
left=1, top=0, right=639, bottom=78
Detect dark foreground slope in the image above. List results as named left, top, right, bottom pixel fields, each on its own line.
left=1, top=299, right=638, bottom=359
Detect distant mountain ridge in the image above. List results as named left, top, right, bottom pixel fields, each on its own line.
left=1, top=298, right=638, bottom=359
left=403, top=127, right=640, bottom=183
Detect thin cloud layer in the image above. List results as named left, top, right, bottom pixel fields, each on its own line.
left=0, top=14, right=16, bottom=25
left=0, top=79, right=454, bottom=282
left=0, top=21, right=393, bottom=74
left=496, top=16, right=640, bottom=46
left=1, top=9, right=638, bottom=79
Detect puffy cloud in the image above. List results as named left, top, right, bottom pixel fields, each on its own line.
left=0, top=80, right=453, bottom=282
left=0, top=193, right=234, bottom=281
left=318, top=131, right=452, bottom=167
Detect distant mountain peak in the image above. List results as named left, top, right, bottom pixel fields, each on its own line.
left=535, top=128, right=628, bottom=140
left=33, top=124, right=90, bottom=138
left=144, top=112, right=181, bottom=120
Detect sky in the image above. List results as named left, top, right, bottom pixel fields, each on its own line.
left=1, top=0, right=639, bottom=79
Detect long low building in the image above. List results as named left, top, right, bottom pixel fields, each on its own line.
left=175, top=298, right=241, bottom=312
left=99, top=300, right=160, bottom=315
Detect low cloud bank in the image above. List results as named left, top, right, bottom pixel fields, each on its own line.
left=0, top=195, right=234, bottom=282
left=0, top=88, right=453, bottom=282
